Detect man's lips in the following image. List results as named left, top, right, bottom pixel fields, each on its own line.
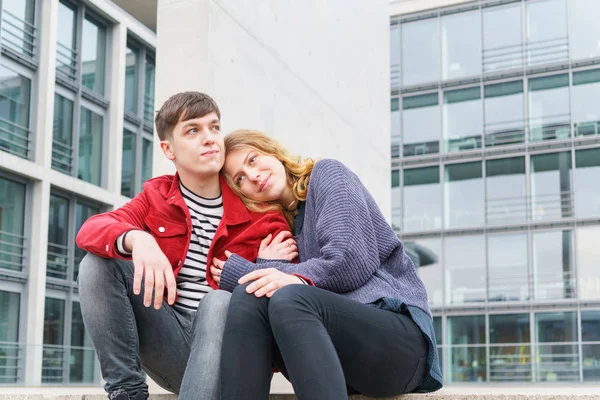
left=201, top=150, right=218, bottom=156
left=259, top=175, right=270, bottom=192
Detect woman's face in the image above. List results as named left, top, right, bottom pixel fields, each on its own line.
left=224, top=147, right=289, bottom=203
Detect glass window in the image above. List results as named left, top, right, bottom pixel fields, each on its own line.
left=0, top=290, right=20, bottom=383
left=442, top=10, right=481, bottom=80
left=488, top=234, right=529, bottom=302
left=568, top=0, right=600, bottom=61
left=401, top=18, right=439, bottom=86
left=489, top=314, right=531, bottom=382
left=70, top=302, right=94, bottom=383
left=144, top=56, right=155, bottom=126
left=390, top=24, right=400, bottom=87
left=532, top=230, right=575, bottom=300
left=0, top=65, right=31, bottom=159
left=577, top=226, right=600, bottom=301
left=572, top=69, right=600, bottom=137
left=413, top=238, right=443, bottom=307
left=530, top=152, right=573, bottom=221
left=124, top=46, right=138, bottom=114
left=1, top=0, right=36, bottom=57
left=526, top=0, right=568, bottom=66
left=444, top=162, right=484, bottom=228
left=402, top=93, right=440, bottom=157
left=391, top=98, right=400, bottom=158
left=142, top=138, right=153, bottom=183
left=81, top=15, right=106, bottom=95
left=483, top=3, right=523, bottom=72
left=78, top=107, right=103, bottom=186
left=484, top=81, right=525, bottom=147
left=447, top=315, right=486, bottom=383
left=0, top=177, right=26, bottom=272
left=582, top=311, right=600, bottom=342
left=445, top=235, right=486, bottom=304
left=42, top=297, right=65, bottom=383
left=528, top=74, right=570, bottom=142
left=56, top=1, right=77, bottom=80
left=391, top=170, right=400, bottom=231
left=583, top=344, right=600, bottom=382
left=121, top=130, right=136, bottom=198
left=575, top=148, right=600, bottom=218
left=403, top=166, right=441, bottom=232
left=443, top=87, right=482, bottom=153
left=52, top=94, right=74, bottom=174
left=535, top=311, right=579, bottom=382
left=74, top=202, right=100, bottom=281
left=486, top=157, right=527, bottom=224
left=47, top=194, right=70, bottom=279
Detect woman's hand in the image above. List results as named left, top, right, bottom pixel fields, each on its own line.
left=239, top=268, right=304, bottom=297
left=210, top=254, right=229, bottom=286
left=258, top=231, right=298, bottom=261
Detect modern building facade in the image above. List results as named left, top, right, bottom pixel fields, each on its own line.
left=0, top=0, right=156, bottom=386
left=390, top=0, right=600, bottom=384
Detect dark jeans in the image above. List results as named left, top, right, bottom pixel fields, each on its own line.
left=78, top=253, right=231, bottom=400
left=220, top=284, right=428, bottom=400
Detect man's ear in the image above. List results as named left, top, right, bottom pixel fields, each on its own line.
left=160, top=140, right=175, bottom=160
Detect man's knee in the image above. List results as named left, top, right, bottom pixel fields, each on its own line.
left=78, top=253, right=131, bottom=295
left=194, top=290, right=231, bottom=331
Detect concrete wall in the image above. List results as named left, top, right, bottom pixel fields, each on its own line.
left=154, top=0, right=391, bottom=218
left=390, top=0, right=474, bottom=17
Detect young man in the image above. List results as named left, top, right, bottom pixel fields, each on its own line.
left=76, top=92, right=292, bottom=400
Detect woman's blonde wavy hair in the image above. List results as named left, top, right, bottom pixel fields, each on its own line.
left=223, top=129, right=315, bottom=227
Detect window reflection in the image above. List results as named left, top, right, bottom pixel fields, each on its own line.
left=576, top=226, right=600, bottom=300
left=0, top=177, right=26, bottom=272
left=78, top=107, right=103, bottom=186
left=575, top=148, right=600, bottom=219
left=142, top=138, right=153, bottom=183
left=489, top=313, right=532, bottom=382
left=413, top=238, right=443, bottom=306
left=572, top=69, right=600, bottom=137
left=532, top=230, right=575, bottom=300
left=447, top=315, right=486, bottom=382
left=0, top=64, right=31, bottom=159
left=441, top=10, right=481, bottom=80
left=444, top=162, right=484, bottom=228
left=42, top=298, right=65, bottom=383
left=81, top=16, right=106, bottom=95
left=391, top=170, right=400, bottom=231
left=70, top=302, right=95, bottom=383
left=121, top=130, right=136, bottom=198
left=391, top=98, right=400, bottom=159
left=74, top=203, right=101, bottom=281
left=530, top=152, right=572, bottom=221
left=443, top=87, right=482, bottom=153
left=47, top=195, right=70, bottom=279
left=52, top=94, right=74, bottom=174
left=56, top=1, right=77, bottom=80
left=488, top=234, right=529, bottom=302
left=483, top=3, right=523, bottom=72
left=1, top=0, right=36, bottom=57
left=568, top=0, right=600, bottom=61
left=484, top=81, right=525, bottom=147
left=124, top=46, right=138, bottom=114
left=144, top=57, right=156, bottom=126
left=486, top=157, right=527, bottom=225
left=526, top=0, right=568, bottom=66
left=528, top=74, right=570, bottom=143
left=535, top=312, right=579, bottom=382
left=445, top=235, right=486, bottom=304
left=403, top=166, right=441, bottom=232
left=401, top=18, right=439, bottom=86
left=0, top=290, right=20, bottom=383
left=402, top=93, right=440, bottom=157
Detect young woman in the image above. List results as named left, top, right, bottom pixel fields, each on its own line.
left=212, top=130, right=442, bottom=400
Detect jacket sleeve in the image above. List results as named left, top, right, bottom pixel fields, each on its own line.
left=219, top=159, right=381, bottom=293
left=75, top=191, right=151, bottom=259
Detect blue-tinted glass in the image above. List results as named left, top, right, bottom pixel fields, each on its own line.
left=484, top=81, right=525, bottom=147
left=0, top=177, right=26, bottom=271
left=81, top=16, right=106, bottom=95
left=403, top=167, right=441, bottom=232
left=56, top=1, right=77, bottom=80
left=0, top=290, right=20, bottom=383
left=47, top=194, right=69, bottom=279
left=403, top=93, right=440, bottom=157
left=121, top=130, right=136, bottom=198
left=1, top=0, right=36, bottom=57
left=124, top=46, right=138, bottom=114
left=42, top=298, right=65, bottom=383
left=0, top=65, right=31, bottom=159
left=52, top=94, right=74, bottom=174
left=572, top=69, right=600, bottom=138
left=486, top=157, right=527, bottom=224
left=532, top=230, right=575, bottom=300
left=70, top=302, right=94, bottom=383
left=443, top=87, right=482, bottom=153
left=444, top=162, right=484, bottom=228
left=78, top=107, right=103, bottom=186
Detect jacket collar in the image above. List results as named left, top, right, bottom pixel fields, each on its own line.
left=165, top=172, right=252, bottom=226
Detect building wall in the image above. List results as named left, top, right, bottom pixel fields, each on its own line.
left=155, top=0, right=392, bottom=218
left=390, top=0, right=600, bottom=384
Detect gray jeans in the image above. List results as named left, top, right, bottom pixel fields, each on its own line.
left=78, top=253, right=230, bottom=400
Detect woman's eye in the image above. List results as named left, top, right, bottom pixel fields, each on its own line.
left=236, top=175, right=245, bottom=184
left=249, top=156, right=256, bottom=164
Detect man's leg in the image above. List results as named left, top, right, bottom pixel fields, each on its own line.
left=78, top=253, right=190, bottom=398
left=179, top=290, right=231, bottom=400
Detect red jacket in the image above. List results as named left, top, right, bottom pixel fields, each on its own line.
left=76, top=173, right=290, bottom=289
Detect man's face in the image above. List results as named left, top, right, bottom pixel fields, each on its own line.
left=160, top=112, right=225, bottom=177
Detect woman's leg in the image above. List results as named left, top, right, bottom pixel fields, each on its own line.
left=220, top=284, right=276, bottom=400
left=268, top=284, right=429, bottom=399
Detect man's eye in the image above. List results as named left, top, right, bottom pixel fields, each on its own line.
left=212, top=125, right=221, bottom=132
left=188, top=128, right=198, bottom=134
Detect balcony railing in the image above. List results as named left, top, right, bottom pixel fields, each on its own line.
left=51, top=139, right=74, bottom=175
left=143, top=94, right=154, bottom=128
left=0, top=116, right=30, bottom=159
left=0, top=341, right=24, bottom=384
left=42, top=344, right=95, bottom=384
left=483, top=43, right=524, bottom=73
left=56, top=42, right=77, bottom=82
left=46, top=242, right=70, bottom=280
left=0, top=9, right=36, bottom=59
left=0, top=230, right=26, bottom=272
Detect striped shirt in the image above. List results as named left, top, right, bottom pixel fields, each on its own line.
left=174, top=183, right=223, bottom=312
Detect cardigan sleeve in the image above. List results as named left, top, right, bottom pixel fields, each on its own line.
left=218, top=159, right=382, bottom=293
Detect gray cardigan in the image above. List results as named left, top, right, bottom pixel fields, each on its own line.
left=220, top=158, right=443, bottom=392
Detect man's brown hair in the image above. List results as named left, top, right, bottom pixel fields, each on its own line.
left=154, top=91, right=221, bottom=141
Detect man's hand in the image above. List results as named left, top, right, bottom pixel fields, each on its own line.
left=126, top=231, right=177, bottom=309
left=239, top=268, right=303, bottom=298
left=258, top=231, right=298, bottom=261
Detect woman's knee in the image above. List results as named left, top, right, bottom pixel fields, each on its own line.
left=227, top=282, right=270, bottom=320
left=268, top=284, right=317, bottom=320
